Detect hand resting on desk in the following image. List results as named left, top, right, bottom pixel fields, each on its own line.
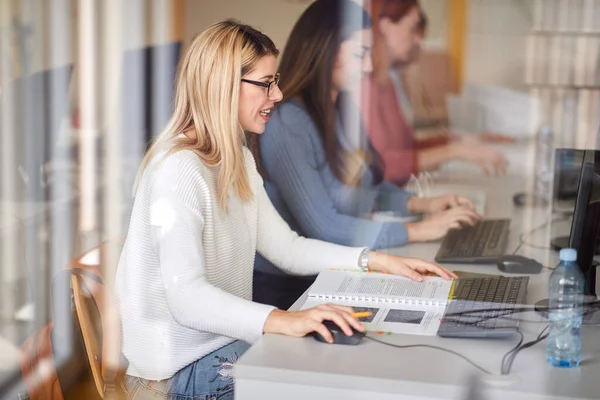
left=262, top=254, right=457, bottom=344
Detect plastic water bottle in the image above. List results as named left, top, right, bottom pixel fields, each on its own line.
left=534, top=126, right=554, bottom=202
left=546, top=248, right=584, bottom=368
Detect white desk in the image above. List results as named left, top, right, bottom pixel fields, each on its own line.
left=235, top=175, right=600, bottom=400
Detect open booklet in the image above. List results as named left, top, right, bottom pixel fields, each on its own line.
left=301, top=269, right=455, bottom=336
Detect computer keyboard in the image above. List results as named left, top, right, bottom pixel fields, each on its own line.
left=437, top=276, right=529, bottom=338
left=435, top=219, right=510, bottom=263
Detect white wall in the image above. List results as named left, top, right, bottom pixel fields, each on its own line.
left=184, top=0, right=312, bottom=51
left=420, top=0, right=448, bottom=51
left=465, top=0, right=532, bottom=91
left=183, top=0, right=533, bottom=91
left=184, top=0, right=447, bottom=52
left=417, top=0, right=533, bottom=91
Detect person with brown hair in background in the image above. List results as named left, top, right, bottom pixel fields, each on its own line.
left=362, top=0, right=510, bottom=186
left=252, top=0, right=479, bottom=310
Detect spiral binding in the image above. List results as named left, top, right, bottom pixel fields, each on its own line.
left=314, top=294, right=447, bottom=307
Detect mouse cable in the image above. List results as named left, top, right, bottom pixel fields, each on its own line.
left=444, top=305, right=534, bottom=317
left=444, top=301, right=600, bottom=318
left=502, top=326, right=549, bottom=375
left=364, top=335, right=493, bottom=375
left=500, top=330, right=524, bottom=375
left=366, top=330, right=542, bottom=377
left=512, top=215, right=571, bottom=258
left=512, top=217, right=553, bottom=254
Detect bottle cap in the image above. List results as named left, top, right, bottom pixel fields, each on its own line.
left=559, top=248, right=577, bottom=262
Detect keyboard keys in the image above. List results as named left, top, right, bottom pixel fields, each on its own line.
left=438, top=276, right=529, bottom=338
left=435, top=219, right=511, bottom=263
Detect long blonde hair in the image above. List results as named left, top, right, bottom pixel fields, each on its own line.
left=134, top=19, right=279, bottom=210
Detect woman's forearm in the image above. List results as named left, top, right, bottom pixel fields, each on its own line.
left=416, top=144, right=458, bottom=171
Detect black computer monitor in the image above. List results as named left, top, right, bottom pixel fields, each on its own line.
left=535, top=149, right=600, bottom=323
left=549, top=148, right=599, bottom=252
left=568, top=149, right=600, bottom=298
left=553, top=148, right=584, bottom=208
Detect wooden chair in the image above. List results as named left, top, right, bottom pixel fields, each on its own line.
left=70, top=241, right=127, bottom=399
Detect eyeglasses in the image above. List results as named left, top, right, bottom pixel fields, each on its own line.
left=241, top=72, right=280, bottom=97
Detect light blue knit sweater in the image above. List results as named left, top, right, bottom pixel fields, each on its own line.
left=255, top=99, right=413, bottom=275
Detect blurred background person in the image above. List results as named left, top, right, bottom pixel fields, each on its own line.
left=250, top=0, right=480, bottom=310
left=360, top=0, right=510, bottom=186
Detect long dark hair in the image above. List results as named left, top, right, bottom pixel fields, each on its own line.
left=253, top=0, right=372, bottom=183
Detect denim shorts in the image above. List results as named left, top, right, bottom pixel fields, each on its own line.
left=124, top=340, right=251, bottom=400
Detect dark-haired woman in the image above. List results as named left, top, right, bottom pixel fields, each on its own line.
left=252, top=0, right=478, bottom=310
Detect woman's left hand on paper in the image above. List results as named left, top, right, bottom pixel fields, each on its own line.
left=368, top=252, right=458, bottom=281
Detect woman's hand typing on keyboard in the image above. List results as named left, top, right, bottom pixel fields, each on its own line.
left=405, top=206, right=482, bottom=242
left=407, top=194, right=476, bottom=214
left=367, top=252, right=458, bottom=281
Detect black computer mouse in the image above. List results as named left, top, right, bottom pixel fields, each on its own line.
left=496, top=255, right=544, bottom=274
left=311, top=320, right=365, bottom=345
left=512, top=193, right=548, bottom=208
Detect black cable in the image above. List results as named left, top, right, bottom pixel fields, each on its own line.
left=512, top=241, right=524, bottom=255
left=442, top=309, right=527, bottom=329
left=503, top=326, right=549, bottom=375
left=501, top=330, right=524, bottom=374
left=366, top=322, right=572, bottom=377
left=537, top=324, right=550, bottom=340
left=442, top=305, right=539, bottom=328
left=442, top=301, right=600, bottom=328
left=504, top=326, right=549, bottom=375
left=444, top=302, right=600, bottom=329
left=511, top=215, right=571, bottom=257
left=511, top=218, right=551, bottom=254
left=445, top=305, right=534, bottom=318
left=364, top=335, right=493, bottom=375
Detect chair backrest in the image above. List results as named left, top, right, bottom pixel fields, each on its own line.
left=69, top=241, right=126, bottom=399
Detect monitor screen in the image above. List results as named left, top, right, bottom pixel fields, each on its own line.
left=568, top=149, right=600, bottom=297
left=553, top=148, right=584, bottom=213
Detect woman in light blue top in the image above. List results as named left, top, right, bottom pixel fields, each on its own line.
left=251, top=0, right=479, bottom=309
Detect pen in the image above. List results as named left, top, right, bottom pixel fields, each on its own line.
left=351, top=311, right=372, bottom=318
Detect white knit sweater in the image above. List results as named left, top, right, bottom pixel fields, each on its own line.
left=115, top=147, right=364, bottom=380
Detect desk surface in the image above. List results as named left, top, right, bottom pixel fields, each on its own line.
left=236, top=175, right=600, bottom=400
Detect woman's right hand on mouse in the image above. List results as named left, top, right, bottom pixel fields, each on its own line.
left=263, top=304, right=364, bottom=344
left=406, top=206, right=482, bottom=242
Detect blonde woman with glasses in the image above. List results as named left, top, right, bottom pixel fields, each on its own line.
left=115, top=19, right=456, bottom=400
